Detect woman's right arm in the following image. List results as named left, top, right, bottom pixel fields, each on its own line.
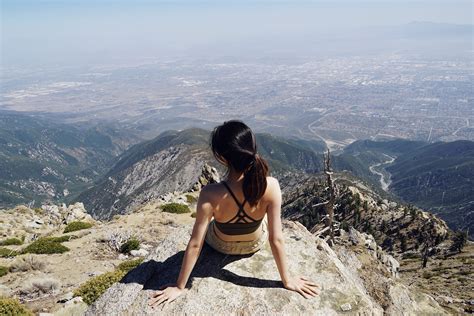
left=266, top=178, right=320, bottom=298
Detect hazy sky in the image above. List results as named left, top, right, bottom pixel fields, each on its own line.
left=1, top=0, right=472, bottom=66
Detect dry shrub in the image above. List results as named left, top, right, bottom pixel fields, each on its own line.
left=20, top=277, right=60, bottom=296
left=10, top=255, right=45, bottom=272
left=106, top=230, right=136, bottom=252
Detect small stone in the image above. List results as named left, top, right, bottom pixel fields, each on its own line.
left=118, top=254, right=128, bottom=260
left=340, top=303, right=352, bottom=311
left=437, top=295, right=454, bottom=304
left=130, top=249, right=149, bottom=257
left=0, top=284, right=12, bottom=297
left=65, top=297, right=83, bottom=306
left=57, top=291, right=74, bottom=303
left=140, top=244, right=152, bottom=250
left=24, top=220, right=42, bottom=229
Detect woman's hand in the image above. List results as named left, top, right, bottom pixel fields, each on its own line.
left=148, top=284, right=186, bottom=310
left=283, top=276, right=320, bottom=298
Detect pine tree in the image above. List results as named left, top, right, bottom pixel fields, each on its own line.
left=324, top=149, right=335, bottom=246
left=400, top=235, right=407, bottom=252
left=450, top=230, right=468, bottom=253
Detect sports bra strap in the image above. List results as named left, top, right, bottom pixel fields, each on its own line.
left=222, top=181, right=246, bottom=208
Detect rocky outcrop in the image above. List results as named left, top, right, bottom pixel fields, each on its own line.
left=189, top=163, right=220, bottom=192
left=87, top=220, right=444, bottom=315
left=78, top=145, right=216, bottom=219
left=0, top=202, right=95, bottom=241
left=281, top=175, right=451, bottom=255
left=346, top=227, right=400, bottom=278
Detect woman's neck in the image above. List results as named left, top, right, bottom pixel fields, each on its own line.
left=225, top=168, right=244, bottom=183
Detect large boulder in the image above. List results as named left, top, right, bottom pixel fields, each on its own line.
left=189, top=163, right=220, bottom=192
left=86, top=220, right=444, bottom=315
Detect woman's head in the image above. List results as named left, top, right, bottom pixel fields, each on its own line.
left=210, top=120, right=269, bottom=206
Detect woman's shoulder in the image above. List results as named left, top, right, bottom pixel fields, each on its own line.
left=264, top=176, right=281, bottom=199
left=266, top=176, right=280, bottom=188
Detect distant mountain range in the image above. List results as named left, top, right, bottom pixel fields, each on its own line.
left=0, top=111, right=135, bottom=207
left=337, top=139, right=474, bottom=236
left=77, top=128, right=326, bottom=219
left=1, top=116, right=471, bottom=236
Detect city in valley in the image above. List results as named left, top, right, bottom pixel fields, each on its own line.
left=1, top=53, right=472, bottom=150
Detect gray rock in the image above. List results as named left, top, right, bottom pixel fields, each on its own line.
left=24, top=220, right=42, bottom=229
left=0, top=284, right=12, bottom=297
left=437, top=295, right=454, bottom=304
left=57, top=291, right=74, bottom=303
left=340, top=303, right=352, bottom=311
left=348, top=227, right=364, bottom=245
left=86, top=220, right=445, bottom=316
left=65, top=297, right=84, bottom=306
left=130, top=249, right=149, bottom=257
left=190, top=163, right=220, bottom=192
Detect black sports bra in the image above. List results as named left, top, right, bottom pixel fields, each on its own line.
left=214, top=181, right=264, bottom=235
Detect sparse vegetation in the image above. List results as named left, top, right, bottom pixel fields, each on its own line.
left=21, top=238, right=69, bottom=255
left=186, top=194, right=197, bottom=204
left=0, top=237, right=23, bottom=246
left=422, top=271, right=433, bottom=279
left=72, top=258, right=144, bottom=305
left=33, top=208, right=45, bottom=216
left=400, top=235, right=407, bottom=252
left=119, top=238, right=140, bottom=254
left=450, top=230, right=468, bottom=253
left=117, top=258, right=144, bottom=272
left=0, top=247, right=19, bottom=258
left=10, top=255, right=45, bottom=272
left=43, top=235, right=78, bottom=243
left=341, top=221, right=349, bottom=231
left=73, top=269, right=127, bottom=305
left=106, top=230, right=135, bottom=252
left=64, top=221, right=93, bottom=233
left=20, top=277, right=60, bottom=296
left=161, top=203, right=190, bottom=214
left=0, top=297, right=33, bottom=316
left=0, top=266, right=8, bottom=277
left=191, top=212, right=197, bottom=218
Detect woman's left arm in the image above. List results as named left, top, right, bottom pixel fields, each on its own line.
left=148, top=187, right=213, bottom=309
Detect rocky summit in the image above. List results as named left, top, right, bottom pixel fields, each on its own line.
left=87, top=221, right=443, bottom=315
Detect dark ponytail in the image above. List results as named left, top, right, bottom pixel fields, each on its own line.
left=210, top=120, right=269, bottom=206
left=243, top=154, right=269, bottom=206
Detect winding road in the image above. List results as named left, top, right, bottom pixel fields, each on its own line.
left=369, top=154, right=395, bottom=191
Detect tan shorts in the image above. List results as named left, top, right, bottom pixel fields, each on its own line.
left=205, top=216, right=268, bottom=255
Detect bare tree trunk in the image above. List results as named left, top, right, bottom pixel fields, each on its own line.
left=324, top=149, right=335, bottom=246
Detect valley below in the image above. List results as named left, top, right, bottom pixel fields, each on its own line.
left=368, top=154, right=395, bottom=191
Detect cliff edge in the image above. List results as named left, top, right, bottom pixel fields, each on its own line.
left=87, top=220, right=443, bottom=315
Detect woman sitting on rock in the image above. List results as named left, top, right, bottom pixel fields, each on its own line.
left=148, top=120, right=319, bottom=309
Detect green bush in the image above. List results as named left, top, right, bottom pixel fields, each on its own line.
left=21, top=238, right=69, bottom=255
left=117, top=258, right=144, bottom=272
left=161, top=203, right=190, bottom=214
left=0, top=266, right=8, bottom=277
left=185, top=194, right=197, bottom=204
left=0, top=238, right=23, bottom=246
left=0, top=247, right=19, bottom=258
left=64, top=221, right=93, bottom=233
left=119, top=238, right=140, bottom=254
left=73, top=269, right=127, bottom=305
left=190, top=212, right=197, bottom=218
left=0, top=297, right=33, bottom=316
